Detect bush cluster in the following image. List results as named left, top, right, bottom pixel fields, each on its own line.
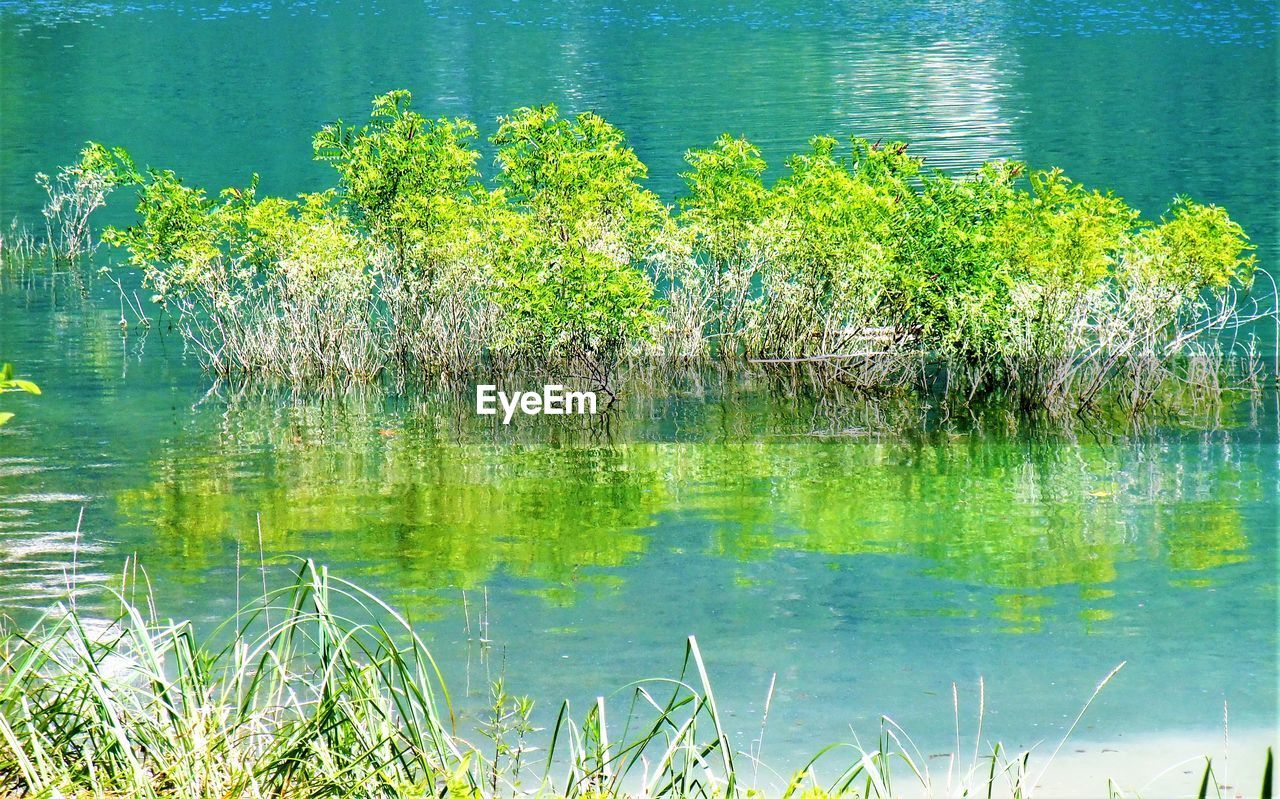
left=77, top=90, right=1261, bottom=407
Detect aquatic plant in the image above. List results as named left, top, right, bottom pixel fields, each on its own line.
left=731, top=137, right=926, bottom=393
left=0, top=221, right=41, bottom=264
left=314, top=90, right=499, bottom=375
left=487, top=105, right=664, bottom=390
left=0, top=560, right=1270, bottom=798
left=46, top=89, right=1272, bottom=404
left=0, top=362, right=40, bottom=426
left=103, top=174, right=386, bottom=381
left=37, top=142, right=138, bottom=260
left=656, top=134, right=768, bottom=360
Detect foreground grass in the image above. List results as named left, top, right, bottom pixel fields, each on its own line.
left=0, top=561, right=1271, bottom=799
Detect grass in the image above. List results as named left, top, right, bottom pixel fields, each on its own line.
left=0, top=559, right=1271, bottom=799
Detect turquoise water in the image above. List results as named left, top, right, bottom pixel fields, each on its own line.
left=1, top=0, right=1278, bottom=784
left=1, top=272, right=1277, bottom=773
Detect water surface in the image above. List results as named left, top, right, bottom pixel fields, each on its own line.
left=1, top=271, right=1277, bottom=772
left=0, top=0, right=1277, bottom=788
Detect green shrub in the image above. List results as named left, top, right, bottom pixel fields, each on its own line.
left=489, top=105, right=664, bottom=386
left=1127, top=197, right=1256, bottom=291
left=659, top=134, right=770, bottom=358
left=900, top=165, right=1140, bottom=400
left=61, top=89, right=1264, bottom=407
left=315, top=90, right=499, bottom=373
left=1069, top=197, right=1261, bottom=410
left=37, top=142, right=138, bottom=259
left=106, top=176, right=384, bottom=381
left=747, top=136, right=916, bottom=361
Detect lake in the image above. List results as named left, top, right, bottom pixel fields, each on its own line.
left=0, top=0, right=1277, bottom=792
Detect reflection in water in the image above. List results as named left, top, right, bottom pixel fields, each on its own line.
left=6, top=382, right=1257, bottom=627
left=3, top=376, right=1274, bottom=753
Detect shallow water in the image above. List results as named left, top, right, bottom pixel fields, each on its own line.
left=1, top=0, right=1278, bottom=789
left=1, top=270, right=1277, bottom=783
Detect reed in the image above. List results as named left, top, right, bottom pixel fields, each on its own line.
left=0, top=221, right=41, bottom=265
left=0, top=560, right=1270, bottom=799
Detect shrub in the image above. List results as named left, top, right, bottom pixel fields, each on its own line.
left=746, top=137, right=916, bottom=362
left=315, top=90, right=499, bottom=374
left=1128, top=197, right=1256, bottom=291
left=1071, top=197, right=1260, bottom=410
left=910, top=166, right=1138, bottom=402
left=489, top=105, right=665, bottom=388
left=106, top=175, right=384, bottom=381
left=659, top=134, right=770, bottom=359
left=36, top=142, right=138, bottom=259
left=55, top=90, right=1265, bottom=408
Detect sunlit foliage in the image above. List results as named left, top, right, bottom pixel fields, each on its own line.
left=69, top=90, right=1266, bottom=407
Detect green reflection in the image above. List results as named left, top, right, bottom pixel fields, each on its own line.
left=111, top=383, right=1267, bottom=625
left=117, top=392, right=667, bottom=597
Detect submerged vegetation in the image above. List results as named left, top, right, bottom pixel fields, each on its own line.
left=9, top=90, right=1276, bottom=411
left=0, top=560, right=1270, bottom=799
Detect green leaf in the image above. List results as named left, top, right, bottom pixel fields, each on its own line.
left=1262, top=747, right=1272, bottom=799
left=1198, top=759, right=1214, bottom=799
